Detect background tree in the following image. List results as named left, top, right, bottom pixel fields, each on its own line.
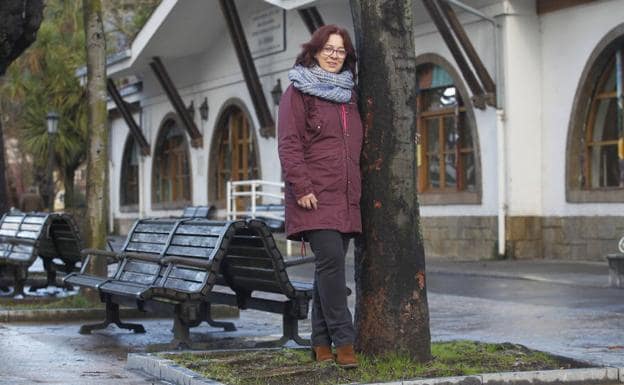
left=349, top=0, right=432, bottom=360
left=0, top=0, right=44, bottom=212
left=1, top=1, right=88, bottom=211
left=82, top=0, right=108, bottom=283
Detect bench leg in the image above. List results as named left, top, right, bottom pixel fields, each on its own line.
left=255, top=313, right=310, bottom=347
left=28, top=259, right=56, bottom=292
left=79, top=299, right=146, bottom=335
left=202, top=302, right=236, bottom=332
left=171, top=311, right=192, bottom=349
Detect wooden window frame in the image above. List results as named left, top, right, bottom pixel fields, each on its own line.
left=120, top=136, right=139, bottom=212
left=151, top=120, right=192, bottom=210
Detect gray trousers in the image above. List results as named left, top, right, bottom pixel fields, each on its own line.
left=306, top=230, right=355, bottom=347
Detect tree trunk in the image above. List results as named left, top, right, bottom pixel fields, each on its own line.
left=83, top=0, right=108, bottom=286
left=63, top=166, right=75, bottom=211
left=349, top=0, right=431, bottom=360
left=0, top=118, right=8, bottom=213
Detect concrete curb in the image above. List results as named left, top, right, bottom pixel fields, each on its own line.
left=0, top=304, right=238, bottom=323
left=127, top=351, right=624, bottom=385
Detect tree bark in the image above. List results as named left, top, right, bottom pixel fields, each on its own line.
left=83, top=0, right=108, bottom=283
left=350, top=0, right=431, bottom=360
left=0, top=118, right=8, bottom=213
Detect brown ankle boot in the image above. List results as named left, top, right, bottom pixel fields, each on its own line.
left=336, top=344, right=358, bottom=368
left=312, top=345, right=334, bottom=362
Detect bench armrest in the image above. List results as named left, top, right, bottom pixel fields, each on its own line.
left=284, top=256, right=315, bottom=267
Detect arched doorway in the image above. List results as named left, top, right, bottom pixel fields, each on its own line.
left=152, top=118, right=192, bottom=209
left=210, top=105, right=259, bottom=209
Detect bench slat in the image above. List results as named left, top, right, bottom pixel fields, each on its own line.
left=223, top=255, right=274, bottom=269
left=231, top=236, right=264, bottom=248
left=123, top=260, right=160, bottom=275
left=167, top=266, right=207, bottom=282
left=175, top=224, right=228, bottom=236
left=170, top=234, right=219, bottom=248
left=6, top=252, right=35, bottom=262
left=166, top=245, right=213, bottom=258
left=134, top=223, right=176, bottom=233
left=161, top=277, right=203, bottom=293
left=119, top=271, right=158, bottom=285
left=130, top=232, right=168, bottom=244
left=23, top=216, right=46, bottom=224
left=226, top=246, right=272, bottom=259
left=126, top=242, right=166, bottom=254
left=16, top=231, right=38, bottom=239
left=19, top=223, right=44, bottom=232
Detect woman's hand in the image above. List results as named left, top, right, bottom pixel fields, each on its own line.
left=297, top=193, right=318, bottom=210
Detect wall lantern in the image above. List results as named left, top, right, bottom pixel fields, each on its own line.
left=199, top=97, right=209, bottom=121
left=270, top=79, right=282, bottom=106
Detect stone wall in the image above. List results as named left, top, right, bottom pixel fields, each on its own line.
left=421, top=215, right=623, bottom=261
left=421, top=216, right=497, bottom=260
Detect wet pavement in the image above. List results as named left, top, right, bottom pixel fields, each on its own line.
left=0, top=256, right=622, bottom=384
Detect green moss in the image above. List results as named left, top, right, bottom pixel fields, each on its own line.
left=163, top=340, right=583, bottom=385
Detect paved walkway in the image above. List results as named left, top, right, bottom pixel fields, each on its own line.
left=0, top=254, right=622, bottom=384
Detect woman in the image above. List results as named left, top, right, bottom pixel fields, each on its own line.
left=278, top=24, right=362, bottom=368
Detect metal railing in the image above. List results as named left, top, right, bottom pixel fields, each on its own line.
left=226, top=179, right=292, bottom=255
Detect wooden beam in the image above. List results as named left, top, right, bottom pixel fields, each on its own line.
left=298, top=7, right=324, bottom=34
left=422, top=0, right=486, bottom=109
left=219, top=0, right=275, bottom=138
left=106, top=79, right=150, bottom=156
left=438, top=0, right=496, bottom=106
left=149, top=56, right=203, bottom=148
left=537, top=0, right=598, bottom=15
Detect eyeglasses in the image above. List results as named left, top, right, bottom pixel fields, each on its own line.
left=321, top=45, right=347, bottom=59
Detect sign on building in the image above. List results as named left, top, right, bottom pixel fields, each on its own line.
left=245, top=8, right=286, bottom=58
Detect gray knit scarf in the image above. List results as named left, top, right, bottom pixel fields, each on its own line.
left=288, top=65, right=354, bottom=103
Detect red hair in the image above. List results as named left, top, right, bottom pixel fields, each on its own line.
left=295, top=24, right=357, bottom=76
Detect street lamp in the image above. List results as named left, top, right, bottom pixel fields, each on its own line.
left=46, top=111, right=59, bottom=211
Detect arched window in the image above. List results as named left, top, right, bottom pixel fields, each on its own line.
left=567, top=26, right=624, bottom=202
left=120, top=136, right=139, bottom=209
left=416, top=60, right=479, bottom=203
left=152, top=119, right=191, bottom=207
left=211, top=106, right=259, bottom=208
left=583, top=51, right=623, bottom=189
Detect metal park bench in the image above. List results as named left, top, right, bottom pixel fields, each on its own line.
left=182, top=205, right=216, bottom=219
left=64, top=218, right=241, bottom=347
left=0, top=211, right=83, bottom=296
left=65, top=217, right=317, bottom=347
left=211, top=219, right=314, bottom=346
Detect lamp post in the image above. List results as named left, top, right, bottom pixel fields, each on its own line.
left=46, top=111, right=59, bottom=211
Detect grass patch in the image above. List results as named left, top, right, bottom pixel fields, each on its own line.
left=163, top=340, right=585, bottom=385
left=0, top=294, right=102, bottom=310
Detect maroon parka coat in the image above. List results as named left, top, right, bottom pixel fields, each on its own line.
left=278, top=84, right=363, bottom=241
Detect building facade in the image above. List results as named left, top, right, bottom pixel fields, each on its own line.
left=106, top=0, right=624, bottom=260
